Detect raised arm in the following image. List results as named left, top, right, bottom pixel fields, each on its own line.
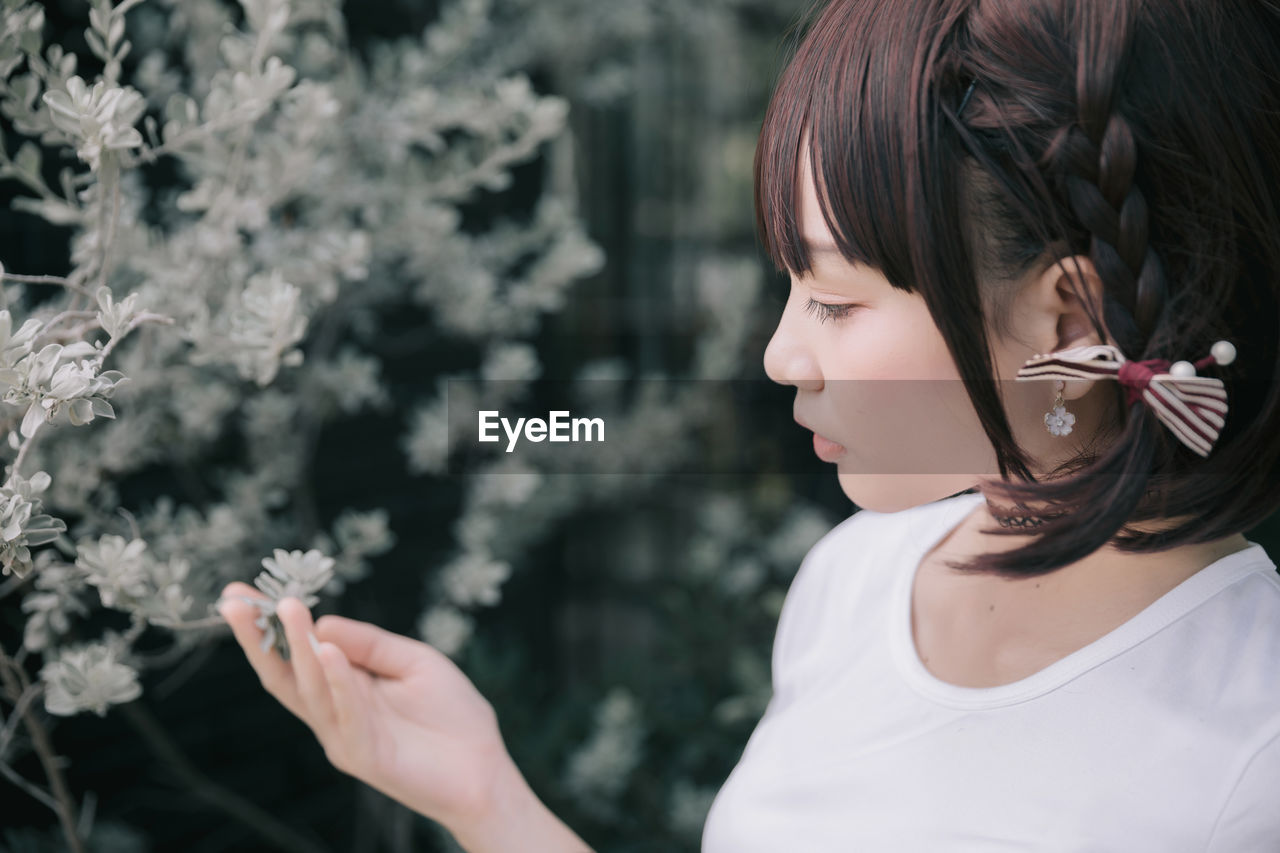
left=217, top=583, right=594, bottom=852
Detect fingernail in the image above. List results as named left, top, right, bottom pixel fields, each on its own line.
left=308, top=631, right=322, bottom=656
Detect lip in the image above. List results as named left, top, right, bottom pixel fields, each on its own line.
left=794, top=415, right=847, bottom=462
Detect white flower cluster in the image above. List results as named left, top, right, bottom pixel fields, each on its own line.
left=0, top=471, right=66, bottom=579
left=417, top=605, right=474, bottom=658
left=40, top=632, right=142, bottom=717
left=0, top=307, right=127, bottom=440
left=227, top=270, right=308, bottom=386
left=309, top=507, right=397, bottom=594
left=42, top=75, right=146, bottom=172
left=562, top=686, right=646, bottom=820
left=248, top=548, right=336, bottom=659
left=75, top=533, right=194, bottom=626
left=95, top=284, right=142, bottom=339
left=439, top=551, right=512, bottom=608
left=674, top=495, right=839, bottom=731
left=3, top=343, right=128, bottom=440
left=20, top=552, right=91, bottom=653
left=255, top=548, right=335, bottom=608
left=0, top=7, right=792, bottom=850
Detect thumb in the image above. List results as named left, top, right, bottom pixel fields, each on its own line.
left=313, top=614, right=430, bottom=678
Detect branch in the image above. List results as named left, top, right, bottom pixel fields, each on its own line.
left=96, top=159, right=123, bottom=298
left=0, top=642, right=86, bottom=852
left=96, top=311, right=175, bottom=362
left=121, top=111, right=262, bottom=169
left=10, top=427, right=38, bottom=481
left=0, top=680, right=44, bottom=758
left=0, top=756, right=61, bottom=813
left=0, top=273, right=93, bottom=297
left=116, top=699, right=332, bottom=853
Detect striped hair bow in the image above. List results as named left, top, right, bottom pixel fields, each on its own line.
left=1014, top=341, right=1237, bottom=458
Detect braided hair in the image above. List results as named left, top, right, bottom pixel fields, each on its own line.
left=754, top=0, right=1280, bottom=578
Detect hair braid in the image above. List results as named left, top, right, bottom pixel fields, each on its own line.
left=1039, top=14, right=1170, bottom=357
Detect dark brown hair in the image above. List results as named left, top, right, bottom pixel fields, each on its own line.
left=755, top=0, right=1280, bottom=578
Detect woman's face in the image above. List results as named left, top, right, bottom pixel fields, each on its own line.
left=763, top=147, right=1081, bottom=512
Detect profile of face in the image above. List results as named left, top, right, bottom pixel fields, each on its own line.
left=762, top=143, right=1115, bottom=513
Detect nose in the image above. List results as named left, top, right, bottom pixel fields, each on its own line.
left=763, top=286, right=823, bottom=391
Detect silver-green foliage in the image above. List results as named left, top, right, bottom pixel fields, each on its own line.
left=0, top=0, right=824, bottom=847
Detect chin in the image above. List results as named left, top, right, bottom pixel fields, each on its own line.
left=836, top=472, right=980, bottom=514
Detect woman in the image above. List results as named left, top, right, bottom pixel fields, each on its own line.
left=220, top=0, right=1280, bottom=849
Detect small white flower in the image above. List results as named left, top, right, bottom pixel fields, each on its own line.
left=40, top=641, right=142, bottom=717
left=95, top=286, right=143, bottom=339
left=76, top=534, right=157, bottom=609
left=256, top=548, right=335, bottom=604
left=439, top=551, right=511, bottom=607
left=227, top=271, right=309, bottom=386
left=1045, top=405, right=1076, bottom=436
left=404, top=398, right=452, bottom=475
left=563, top=687, right=645, bottom=818
left=0, top=472, right=67, bottom=579
left=333, top=508, right=395, bottom=558
left=41, top=76, right=146, bottom=171
left=418, top=605, right=474, bottom=657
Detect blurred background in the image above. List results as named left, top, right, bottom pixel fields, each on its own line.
left=0, top=1, right=1275, bottom=851
left=0, top=0, right=851, bottom=851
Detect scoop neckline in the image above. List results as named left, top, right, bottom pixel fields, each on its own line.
left=888, top=492, right=1274, bottom=710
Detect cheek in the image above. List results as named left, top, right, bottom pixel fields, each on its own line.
left=824, top=306, right=994, bottom=475
left=827, top=305, right=958, bottom=381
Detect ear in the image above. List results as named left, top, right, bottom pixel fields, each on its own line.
left=1024, top=254, right=1116, bottom=401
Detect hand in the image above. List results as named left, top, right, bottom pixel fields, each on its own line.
left=216, top=582, right=518, bottom=835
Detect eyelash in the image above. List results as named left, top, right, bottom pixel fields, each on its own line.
left=804, top=296, right=861, bottom=324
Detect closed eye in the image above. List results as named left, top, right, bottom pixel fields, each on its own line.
left=804, top=296, right=862, bottom=324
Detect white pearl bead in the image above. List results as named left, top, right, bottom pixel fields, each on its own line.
left=1211, top=340, right=1236, bottom=365
left=1169, top=360, right=1196, bottom=377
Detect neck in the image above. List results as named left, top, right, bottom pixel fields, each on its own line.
left=944, top=499, right=1251, bottom=598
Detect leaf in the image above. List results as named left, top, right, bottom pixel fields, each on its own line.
left=88, top=6, right=108, bottom=37
left=13, top=142, right=40, bottom=177
left=67, top=398, right=94, bottom=425
left=24, top=525, right=66, bottom=547
left=85, top=29, right=109, bottom=63
left=19, top=402, right=43, bottom=439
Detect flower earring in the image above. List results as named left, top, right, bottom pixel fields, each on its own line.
left=1044, top=379, right=1075, bottom=436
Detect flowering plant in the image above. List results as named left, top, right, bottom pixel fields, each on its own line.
left=0, top=0, right=826, bottom=848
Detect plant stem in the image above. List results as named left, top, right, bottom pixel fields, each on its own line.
left=0, top=273, right=92, bottom=297
left=117, top=699, right=331, bottom=853
left=0, top=642, right=86, bottom=852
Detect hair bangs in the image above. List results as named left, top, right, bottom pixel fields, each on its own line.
left=753, top=0, right=940, bottom=291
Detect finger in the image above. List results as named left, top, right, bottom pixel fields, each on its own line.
left=313, top=613, right=431, bottom=678
left=315, top=639, right=371, bottom=762
left=277, top=597, right=335, bottom=732
left=217, top=582, right=306, bottom=720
